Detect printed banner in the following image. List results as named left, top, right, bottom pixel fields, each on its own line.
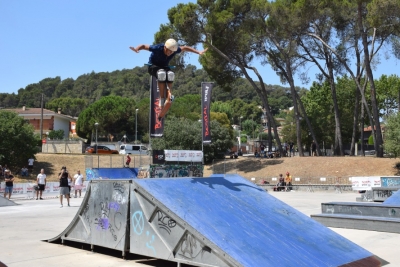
left=350, top=176, right=381, bottom=190
left=150, top=76, right=164, bottom=137
left=153, top=150, right=165, bottom=164
left=202, top=82, right=213, bottom=144
left=164, top=150, right=203, bottom=162
left=0, top=181, right=89, bottom=196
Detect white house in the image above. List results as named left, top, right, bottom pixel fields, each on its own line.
left=4, top=106, right=77, bottom=139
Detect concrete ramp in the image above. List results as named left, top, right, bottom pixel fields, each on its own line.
left=384, top=189, right=400, bottom=205
left=0, top=196, right=17, bottom=207
left=49, top=174, right=380, bottom=266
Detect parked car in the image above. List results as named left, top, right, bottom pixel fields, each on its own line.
left=119, top=144, right=148, bottom=155
left=85, top=145, right=119, bottom=154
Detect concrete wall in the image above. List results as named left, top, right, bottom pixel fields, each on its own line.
left=42, top=140, right=85, bottom=154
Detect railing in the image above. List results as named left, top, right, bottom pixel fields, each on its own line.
left=85, top=154, right=152, bottom=169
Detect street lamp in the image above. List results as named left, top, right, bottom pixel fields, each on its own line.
left=94, top=122, right=99, bottom=154
left=237, top=116, right=243, bottom=155
left=135, top=109, right=139, bottom=144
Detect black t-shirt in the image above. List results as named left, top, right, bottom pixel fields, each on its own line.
left=59, top=172, right=69, bottom=187
left=5, top=174, right=14, bottom=186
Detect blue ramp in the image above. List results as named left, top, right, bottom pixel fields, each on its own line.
left=384, top=189, right=400, bottom=205
left=131, top=174, right=379, bottom=267
left=86, top=168, right=138, bottom=180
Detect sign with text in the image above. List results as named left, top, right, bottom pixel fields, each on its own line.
left=201, top=82, right=213, bottom=144
left=350, top=176, right=381, bottom=190
left=164, top=150, right=203, bottom=162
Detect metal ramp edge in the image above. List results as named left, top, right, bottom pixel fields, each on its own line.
left=311, top=213, right=400, bottom=233
left=319, top=202, right=400, bottom=218
left=47, top=180, right=132, bottom=257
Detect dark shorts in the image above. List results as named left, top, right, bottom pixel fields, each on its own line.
left=28, top=165, right=33, bottom=169
left=5, top=186, right=13, bottom=193
left=59, top=187, right=69, bottom=195
left=148, top=65, right=173, bottom=82
left=38, top=184, right=45, bottom=191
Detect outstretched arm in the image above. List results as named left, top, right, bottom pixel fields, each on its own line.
left=129, top=44, right=150, bottom=53
left=181, top=46, right=208, bottom=56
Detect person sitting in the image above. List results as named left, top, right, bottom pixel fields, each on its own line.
left=234, top=152, right=238, bottom=159
left=21, top=166, right=29, bottom=177
left=276, top=174, right=286, bottom=191
left=254, top=151, right=260, bottom=158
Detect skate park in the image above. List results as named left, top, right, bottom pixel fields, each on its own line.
left=1, top=170, right=400, bottom=267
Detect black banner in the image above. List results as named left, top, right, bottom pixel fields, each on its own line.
left=150, top=76, right=164, bottom=137
left=152, top=150, right=165, bottom=164
left=201, top=82, right=213, bottom=144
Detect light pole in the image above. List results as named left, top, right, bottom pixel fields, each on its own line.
left=237, top=116, right=243, bottom=155
left=94, top=122, right=99, bottom=154
left=46, top=132, right=49, bottom=153
left=135, top=109, right=139, bottom=144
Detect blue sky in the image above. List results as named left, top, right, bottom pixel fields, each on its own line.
left=1, top=0, right=399, bottom=95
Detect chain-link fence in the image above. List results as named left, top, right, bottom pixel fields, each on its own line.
left=212, top=158, right=238, bottom=175
left=85, top=154, right=152, bottom=169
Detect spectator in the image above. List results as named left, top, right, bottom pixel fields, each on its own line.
left=285, top=172, right=292, bottom=191
left=311, top=140, right=317, bottom=156
left=73, top=170, right=84, bottom=198
left=68, top=173, right=73, bottom=198
left=36, top=168, right=47, bottom=200
left=0, top=165, right=3, bottom=177
left=28, top=157, right=34, bottom=172
left=260, top=143, right=265, bottom=154
left=21, top=166, right=29, bottom=177
left=4, top=169, right=14, bottom=200
left=58, top=166, right=71, bottom=208
left=289, top=141, right=294, bottom=157
left=125, top=154, right=131, bottom=168
left=276, top=174, right=285, bottom=191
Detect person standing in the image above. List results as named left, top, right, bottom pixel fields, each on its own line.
left=73, top=170, right=84, bottom=198
left=36, top=168, right=47, bottom=200
left=4, top=169, right=14, bottom=200
left=125, top=154, right=131, bottom=168
left=289, top=141, right=294, bottom=157
left=28, top=157, right=34, bottom=173
left=311, top=140, right=317, bottom=156
left=58, top=166, right=71, bottom=207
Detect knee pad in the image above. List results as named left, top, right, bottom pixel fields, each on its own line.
left=167, top=71, right=175, bottom=82
left=157, top=69, right=166, bottom=82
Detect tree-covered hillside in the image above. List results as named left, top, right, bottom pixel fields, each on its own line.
left=0, top=64, right=300, bottom=116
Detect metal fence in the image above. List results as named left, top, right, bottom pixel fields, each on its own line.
left=85, top=154, right=152, bottom=169
left=212, top=158, right=238, bottom=175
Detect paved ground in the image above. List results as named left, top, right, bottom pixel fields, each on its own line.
left=0, top=189, right=398, bottom=267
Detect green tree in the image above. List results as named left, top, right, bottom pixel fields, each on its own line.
left=76, top=95, right=136, bottom=140
left=383, top=113, right=400, bottom=158
left=151, top=117, right=233, bottom=163
left=0, top=111, right=39, bottom=171
left=48, top=129, right=65, bottom=140
left=46, top=97, right=88, bottom=117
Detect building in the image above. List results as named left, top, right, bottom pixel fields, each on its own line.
left=4, top=106, right=77, bottom=139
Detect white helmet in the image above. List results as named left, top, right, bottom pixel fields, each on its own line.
left=165, top=38, right=178, bottom=52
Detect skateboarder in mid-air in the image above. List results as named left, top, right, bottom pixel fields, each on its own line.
left=129, top=39, right=207, bottom=119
